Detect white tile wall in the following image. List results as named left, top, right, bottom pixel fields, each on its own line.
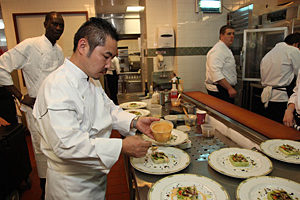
left=145, top=0, right=254, bottom=92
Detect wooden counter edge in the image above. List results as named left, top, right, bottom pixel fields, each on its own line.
left=184, top=91, right=300, bottom=140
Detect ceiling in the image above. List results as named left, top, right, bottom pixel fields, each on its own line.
left=95, top=0, right=140, bottom=14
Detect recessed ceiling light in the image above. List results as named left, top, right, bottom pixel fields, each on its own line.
left=126, top=6, right=144, bottom=12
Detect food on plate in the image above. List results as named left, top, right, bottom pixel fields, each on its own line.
left=279, top=144, right=300, bottom=156
left=129, top=102, right=139, bottom=107
left=229, top=153, right=249, bottom=167
left=267, top=189, right=294, bottom=200
left=150, top=151, right=169, bottom=164
left=171, top=186, right=199, bottom=200
left=128, top=110, right=142, bottom=116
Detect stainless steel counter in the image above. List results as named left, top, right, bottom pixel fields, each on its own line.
left=131, top=126, right=300, bottom=200
left=118, top=93, right=300, bottom=200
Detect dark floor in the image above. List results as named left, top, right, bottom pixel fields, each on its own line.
left=21, top=131, right=131, bottom=200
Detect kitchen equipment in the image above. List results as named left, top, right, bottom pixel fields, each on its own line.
left=196, top=110, right=207, bottom=125
left=184, top=114, right=196, bottom=127
left=201, top=124, right=215, bottom=138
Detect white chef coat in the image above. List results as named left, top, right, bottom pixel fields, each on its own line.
left=33, top=59, right=136, bottom=200
left=205, top=40, right=237, bottom=92
left=260, top=42, right=300, bottom=102
left=106, top=56, right=120, bottom=75
left=0, top=35, right=64, bottom=178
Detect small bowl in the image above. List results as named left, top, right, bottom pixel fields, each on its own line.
left=150, top=120, right=173, bottom=142
left=201, top=124, right=215, bottom=138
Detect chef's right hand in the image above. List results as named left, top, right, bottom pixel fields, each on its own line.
left=283, top=109, right=295, bottom=127
left=228, top=88, right=237, bottom=98
left=122, top=135, right=152, bottom=158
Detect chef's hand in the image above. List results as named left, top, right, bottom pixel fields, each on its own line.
left=0, top=117, right=10, bottom=127
left=21, top=94, right=36, bottom=108
left=228, top=87, right=237, bottom=98
left=283, top=107, right=295, bottom=127
left=122, top=135, right=152, bottom=157
left=136, top=117, right=160, bottom=139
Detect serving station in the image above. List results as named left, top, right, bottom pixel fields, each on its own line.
left=120, top=91, right=300, bottom=200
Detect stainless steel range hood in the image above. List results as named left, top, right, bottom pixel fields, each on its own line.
left=97, top=13, right=141, bottom=37
left=95, top=0, right=141, bottom=39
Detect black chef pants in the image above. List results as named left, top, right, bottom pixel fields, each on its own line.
left=207, top=84, right=235, bottom=104
left=0, top=87, right=17, bottom=124
left=104, top=71, right=119, bottom=105
left=264, top=101, right=287, bottom=124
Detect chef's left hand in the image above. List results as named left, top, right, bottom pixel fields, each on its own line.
left=136, top=117, right=160, bottom=139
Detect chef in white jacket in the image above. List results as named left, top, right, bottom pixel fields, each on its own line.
left=33, top=17, right=157, bottom=200
left=261, top=33, right=300, bottom=123
left=205, top=25, right=237, bottom=104
left=0, top=12, right=64, bottom=199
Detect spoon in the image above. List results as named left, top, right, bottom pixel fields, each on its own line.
left=182, top=107, right=190, bottom=120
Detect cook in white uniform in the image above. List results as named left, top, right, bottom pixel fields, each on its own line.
left=33, top=17, right=157, bottom=200
left=0, top=12, right=64, bottom=199
left=284, top=70, right=300, bottom=129
left=260, top=33, right=300, bottom=123
left=205, top=25, right=237, bottom=104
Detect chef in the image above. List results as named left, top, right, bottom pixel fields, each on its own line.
left=261, top=33, right=300, bottom=123
left=205, top=25, right=237, bottom=104
left=0, top=11, right=64, bottom=199
left=33, top=17, right=157, bottom=200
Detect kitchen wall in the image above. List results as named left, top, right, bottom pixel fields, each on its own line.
left=0, top=0, right=95, bottom=93
left=144, top=0, right=251, bottom=92
left=144, top=0, right=293, bottom=93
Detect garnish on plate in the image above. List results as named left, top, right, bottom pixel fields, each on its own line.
left=279, top=144, right=300, bottom=156
left=267, top=189, right=294, bottom=200
left=229, top=153, right=249, bottom=167
left=171, top=186, right=200, bottom=200
left=150, top=151, right=169, bottom=164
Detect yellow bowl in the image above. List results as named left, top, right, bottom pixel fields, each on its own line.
left=150, top=120, right=173, bottom=142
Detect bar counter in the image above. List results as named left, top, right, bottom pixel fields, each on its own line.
left=124, top=92, right=300, bottom=200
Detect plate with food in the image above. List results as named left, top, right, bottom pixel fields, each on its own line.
left=236, top=176, right=300, bottom=200
left=119, top=101, right=147, bottom=109
left=130, top=146, right=190, bottom=175
left=124, top=109, right=150, bottom=117
left=208, top=147, right=273, bottom=179
left=142, top=129, right=188, bottom=146
left=260, top=139, right=300, bottom=164
left=148, top=174, right=229, bottom=200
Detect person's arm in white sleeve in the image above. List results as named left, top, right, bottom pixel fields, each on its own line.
left=0, top=41, right=35, bottom=107
left=283, top=71, right=300, bottom=127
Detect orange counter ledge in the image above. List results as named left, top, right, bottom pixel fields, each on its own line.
left=184, top=91, right=300, bottom=140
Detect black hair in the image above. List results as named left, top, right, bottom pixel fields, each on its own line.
left=45, top=11, right=61, bottom=24
left=219, top=25, right=234, bottom=36
left=284, top=33, right=300, bottom=45
left=73, top=17, right=119, bottom=55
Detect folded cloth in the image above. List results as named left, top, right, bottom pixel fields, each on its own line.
left=261, top=86, right=272, bottom=108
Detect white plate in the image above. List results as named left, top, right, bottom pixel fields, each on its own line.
left=142, top=129, right=188, bottom=146
left=208, top=148, right=273, bottom=179
left=260, top=139, right=300, bottom=164
left=124, top=109, right=150, bottom=117
left=130, top=146, right=190, bottom=175
left=119, top=101, right=147, bottom=109
left=236, top=176, right=300, bottom=200
left=148, top=174, right=229, bottom=200
left=176, top=125, right=191, bottom=132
